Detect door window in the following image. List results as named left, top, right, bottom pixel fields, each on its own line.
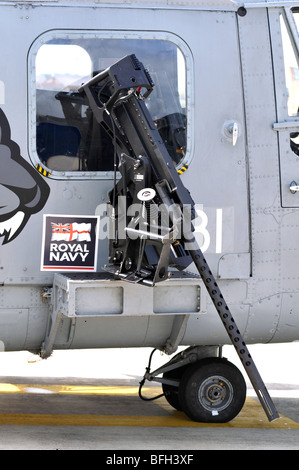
left=29, top=32, right=190, bottom=178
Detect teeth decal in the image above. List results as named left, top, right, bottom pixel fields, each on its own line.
left=0, top=211, right=25, bottom=243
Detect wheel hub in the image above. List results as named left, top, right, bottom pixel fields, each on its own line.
left=198, top=375, right=233, bottom=412
left=207, top=384, right=224, bottom=402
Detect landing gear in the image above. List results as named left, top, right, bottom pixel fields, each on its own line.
left=140, top=348, right=247, bottom=423
left=178, top=358, right=246, bottom=423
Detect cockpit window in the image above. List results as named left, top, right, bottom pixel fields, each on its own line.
left=31, top=33, right=189, bottom=176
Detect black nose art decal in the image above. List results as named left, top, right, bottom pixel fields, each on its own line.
left=0, top=108, right=50, bottom=244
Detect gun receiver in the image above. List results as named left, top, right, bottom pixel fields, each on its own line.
left=77, top=54, right=279, bottom=422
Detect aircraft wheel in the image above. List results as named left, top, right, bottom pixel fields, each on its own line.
left=162, top=367, right=187, bottom=411
left=178, top=358, right=246, bottom=423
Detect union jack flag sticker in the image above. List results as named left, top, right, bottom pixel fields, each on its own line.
left=51, top=222, right=91, bottom=242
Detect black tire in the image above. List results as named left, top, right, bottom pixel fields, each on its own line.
left=162, top=366, right=188, bottom=411
left=178, top=357, right=246, bottom=423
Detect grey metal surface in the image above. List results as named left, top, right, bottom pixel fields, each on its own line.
left=0, top=0, right=299, bottom=365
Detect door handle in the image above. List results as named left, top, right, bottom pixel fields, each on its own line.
left=231, top=122, right=238, bottom=146
left=289, top=181, right=299, bottom=193
left=222, top=121, right=239, bottom=146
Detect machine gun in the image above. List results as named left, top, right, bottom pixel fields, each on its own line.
left=75, top=54, right=194, bottom=285
left=74, top=54, right=279, bottom=422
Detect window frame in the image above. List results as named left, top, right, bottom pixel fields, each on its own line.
left=270, top=7, right=299, bottom=207
left=280, top=11, right=299, bottom=117
left=28, top=29, right=194, bottom=180
left=272, top=8, right=299, bottom=127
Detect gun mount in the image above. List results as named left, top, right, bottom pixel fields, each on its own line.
left=58, top=54, right=279, bottom=423
left=75, top=54, right=194, bottom=286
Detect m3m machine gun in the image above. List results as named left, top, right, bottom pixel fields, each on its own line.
left=62, top=54, right=279, bottom=423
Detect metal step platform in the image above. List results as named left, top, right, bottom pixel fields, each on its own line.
left=40, top=271, right=204, bottom=359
